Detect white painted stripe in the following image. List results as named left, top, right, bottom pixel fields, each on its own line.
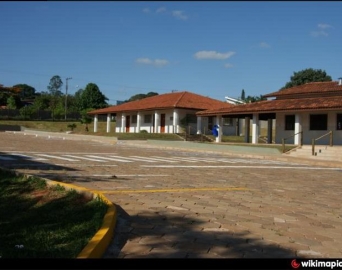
left=171, top=156, right=217, bottom=163
left=86, top=155, right=132, bottom=162
left=63, top=155, right=107, bottom=162
left=124, top=156, right=177, bottom=163
left=55, top=164, right=117, bottom=167
left=153, top=156, right=198, bottom=163
left=0, top=156, right=15, bottom=160
left=35, top=154, right=79, bottom=161
left=123, top=156, right=156, bottom=163
left=140, top=165, right=341, bottom=170
left=149, top=156, right=196, bottom=163
left=92, top=174, right=170, bottom=177
left=10, top=153, right=48, bottom=161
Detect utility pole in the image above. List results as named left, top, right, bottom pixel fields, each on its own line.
left=65, top=77, right=72, bottom=120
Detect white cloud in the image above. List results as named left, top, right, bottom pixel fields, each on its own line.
left=311, top=23, right=332, bottom=37
left=136, top=58, right=169, bottom=67
left=136, top=58, right=153, bottom=64
left=318, top=23, right=332, bottom=29
left=142, top=8, right=150, bottom=13
left=224, top=63, right=233, bottom=68
left=194, top=50, right=236, bottom=60
left=156, top=7, right=166, bottom=13
left=311, top=30, right=328, bottom=37
left=172, top=10, right=188, bottom=20
left=259, top=42, right=270, bottom=48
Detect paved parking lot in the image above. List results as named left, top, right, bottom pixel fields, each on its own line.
left=1, top=131, right=342, bottom=258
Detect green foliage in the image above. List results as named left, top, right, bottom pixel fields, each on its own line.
left=139, top=130, right=148, bottom=133
left=240, top=89, right=245, bottom=100
left=67, top=123, right=77, bottom=131
left=13, top=84, right=36, bottom=99
left=78, top=83, right=108, bottom=111
left=80, top=109, right=93, bottom=131
left=124, top=91, right=159, bottom=103
left=7, top=96, right=17, bottom=109
left=19, top=106, right=35, bottom=120
left=33, top=93, right=50, bottom=111
left=282, top=68, right=332, bottom=89
left=244, top=95, right=266, bottom=103
left=47, top=75, right=63, bottom=97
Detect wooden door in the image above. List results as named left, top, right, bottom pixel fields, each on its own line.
left=160, top=114, right=166, bottom=133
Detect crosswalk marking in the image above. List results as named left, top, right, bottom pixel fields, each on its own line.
left=35, top=154, right=80, bottom=161
left=11, top=153, right=48, bottom=161
left=127, top=156, right=176, bottom=163
left=112, top=156, right=156, bottom=163
left=85, top=155, right=133, bottom=162
left=63, top=155, right=107, bottom=162
left=152, top=156, right=198, bottom=163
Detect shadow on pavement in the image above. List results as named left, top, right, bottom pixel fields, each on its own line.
left=104, top=205, right=299, bottom=259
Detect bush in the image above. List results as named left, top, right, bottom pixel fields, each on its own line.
left=67, top=123, right=77, bottom=131
left=139, top=130, right=148, bottom=133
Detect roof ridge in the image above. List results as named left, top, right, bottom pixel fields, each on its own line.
left=174, top=91, right=187, bottom=107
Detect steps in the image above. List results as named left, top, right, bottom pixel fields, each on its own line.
left=286, top=145, right=342, bottom=161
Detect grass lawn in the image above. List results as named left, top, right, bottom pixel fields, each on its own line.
left=0, top=169, right=108, bottom=258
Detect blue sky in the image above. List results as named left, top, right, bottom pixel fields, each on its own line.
left=1, top=1, right=341, bottom=104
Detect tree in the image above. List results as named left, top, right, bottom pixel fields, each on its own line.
left=13, top=84, right=36, bottom=99
left=240, top=89, right=245, bottom=101
left=78, top=83, right=108, bottom=110
left=282, top=68, right=332, bottom=89
left=47, top=75, right=63, bottom=96
left=244, top=95, right=266, bottom=103
left=124, top=91, right=159, bottom=103
left=47, top=75, right=63, bottom=120
left=7, top=96, right=18, bottom=109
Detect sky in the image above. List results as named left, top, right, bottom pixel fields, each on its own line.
left=1, top=1, right=341, bottom=104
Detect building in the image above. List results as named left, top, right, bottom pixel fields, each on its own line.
left=197, top=80, right=342, bottom=145
left=88, top=91, right=233, bottom=135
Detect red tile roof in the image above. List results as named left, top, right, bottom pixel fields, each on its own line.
left=88, top=91, right=233, bottom=115
left=197, top=96, right=342, bottom=116
left=263, top=81, right=342, bottom=98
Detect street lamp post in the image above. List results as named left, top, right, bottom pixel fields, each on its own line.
left=65, top=77, right=72, bottom=120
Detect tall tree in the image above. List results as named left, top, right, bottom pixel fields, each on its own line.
left=13, top=84, right=36, bottom=99
left=47, top=75, right=63, bottom=120
left=79, top=83, right=108, bottom=110
left=240, top=89, right=245, bottom=101
left=282, top=68, right=332, bottom=89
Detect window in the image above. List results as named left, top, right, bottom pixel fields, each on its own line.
left=144, top=114, right=152, bottom=123
left=337, top=114, right=342, bottom=130
left=223, top=118, right=234, bottom=126
left=285, top=115, right=295, bottom=130
left=170, top=116, right=173, bottom=121
left=131, top=115, right=137, bottom=124
left=310, top=114, right=327, bottom=130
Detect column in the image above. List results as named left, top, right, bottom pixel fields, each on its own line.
left=294, top=113, right=302, bottom=145
left=215, top=115, right=223, bottom=143
left=154, top=111, right=160, bottom=133
left=121, top=113, right=126, bottom=133
left=137, top=112, right=141, bottom=133
left=106, top=113, right=111, bottom=133
left=173, top=109, right=179, bottom=133
left=196, top=116, right=202, bottom=134
left=93, top=114, right=98, bottom=133
left=252, top=113, right=259, bottom=144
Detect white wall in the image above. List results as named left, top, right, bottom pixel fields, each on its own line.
left=276, top=111, right=342, bottom=145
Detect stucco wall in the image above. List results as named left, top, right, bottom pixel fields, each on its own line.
left=276, top=111, right=342, bottom=145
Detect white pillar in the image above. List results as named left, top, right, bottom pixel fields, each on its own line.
left=106, top=113, right=111, bottom=133
left=215, top=115, right=222, bottom=143
left=294, top=113, right=302, bottom=145
left=173, top=109, right=179, bottom=133
left=252, top=113, right=259, bottom=144
left=94, top=114, right=98, bottom=133
left=154, top=111, right=160, bottom=133
left=196, top=116, right=202, bottom=134
left=121, top=113, right=126, bottom=133
left=137, top=112, right=141, bottom=133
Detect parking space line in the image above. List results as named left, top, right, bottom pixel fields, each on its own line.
left=35, top=154, right=80, bottom=161
left=85, top=155, right=132, bottom=162
left=63, top=155, right=107, bottom=162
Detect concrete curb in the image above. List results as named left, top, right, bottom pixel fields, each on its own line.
left=0, top=167, right=117, bottom=259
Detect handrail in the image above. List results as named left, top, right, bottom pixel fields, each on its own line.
left=312, top=130, right=333, bottom=156
left=282, top=131, right=303, bottom=153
